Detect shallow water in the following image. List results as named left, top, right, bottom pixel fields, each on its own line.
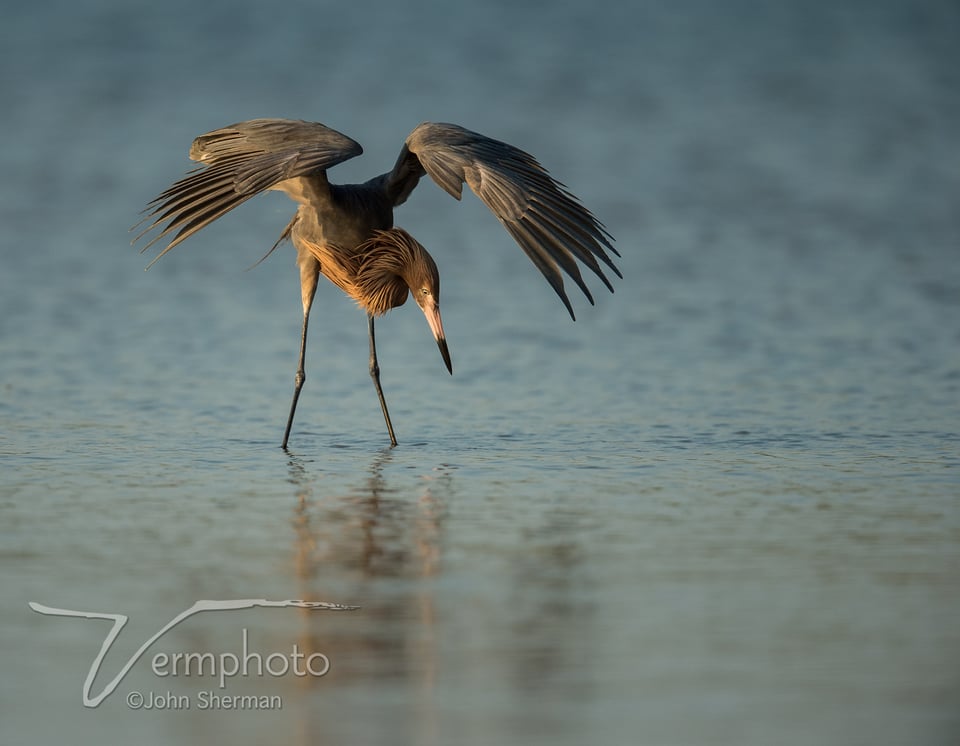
left=2, top=1, right=959, bottom=744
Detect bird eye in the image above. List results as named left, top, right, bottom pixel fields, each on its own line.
left=420, top=288, right=429, bottom=296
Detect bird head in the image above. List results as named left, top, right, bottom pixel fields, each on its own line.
left=405, top=249, right=453, bottom=376
left=357, top=228, right=453, bottom=374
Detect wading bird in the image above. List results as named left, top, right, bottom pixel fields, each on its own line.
left=134, top=119, right=619, bottom=448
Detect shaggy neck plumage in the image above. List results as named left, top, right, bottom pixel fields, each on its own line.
left=353, top=228, right=435, bottom=316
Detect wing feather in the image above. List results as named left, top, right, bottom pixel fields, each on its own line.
left=134, top=119, right=362, bottom=265
left=384, top=122, right=618, bottom=318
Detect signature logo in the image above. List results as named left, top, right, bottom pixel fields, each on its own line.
left=29, top=598, right=358, bottom=708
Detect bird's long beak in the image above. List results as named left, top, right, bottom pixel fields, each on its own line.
left=421, top=301, right=453, bottom=374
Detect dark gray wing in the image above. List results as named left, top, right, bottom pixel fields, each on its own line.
left=133, top=119, right=362, bottom=265
left=383, top=122, right=619, bottom=319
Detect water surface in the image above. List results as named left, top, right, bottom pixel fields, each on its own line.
left=2, top=1, right=959, bottom=744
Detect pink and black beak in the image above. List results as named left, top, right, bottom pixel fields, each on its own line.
left=420, top=299, right=452, bottom=374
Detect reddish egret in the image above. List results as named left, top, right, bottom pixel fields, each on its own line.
left=134, top=119, right=619, bottom=448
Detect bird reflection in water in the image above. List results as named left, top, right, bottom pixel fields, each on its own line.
left=286, top=449, right=449, bottom=710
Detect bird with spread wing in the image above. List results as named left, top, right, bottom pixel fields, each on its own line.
left=134, top=119, right=619, bottom=448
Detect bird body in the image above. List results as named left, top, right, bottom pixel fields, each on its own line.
left=135, top=119, right=618, bottom=448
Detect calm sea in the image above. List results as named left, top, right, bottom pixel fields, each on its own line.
left=2, top=1, right=958, bottom=744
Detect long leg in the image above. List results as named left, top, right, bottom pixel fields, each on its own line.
left=283, top=247, right=319, bottom=450
left=368, top=313, right=398, bottom=447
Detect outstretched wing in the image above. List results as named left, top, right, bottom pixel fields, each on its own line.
left=383, top=122, right=619, bottom=319
left=133, top=119, right=362, bottom=265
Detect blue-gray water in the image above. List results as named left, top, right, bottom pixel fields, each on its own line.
left=2, top=1, right=959, bottom=744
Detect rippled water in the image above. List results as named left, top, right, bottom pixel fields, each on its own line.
left=3, top=1, right=959, bottom=744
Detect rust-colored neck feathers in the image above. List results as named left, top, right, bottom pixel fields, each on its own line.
left=308, top=227, right=440, bottom=317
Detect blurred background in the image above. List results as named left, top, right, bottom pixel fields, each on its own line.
left=2, top=1, right=958, bottom=744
